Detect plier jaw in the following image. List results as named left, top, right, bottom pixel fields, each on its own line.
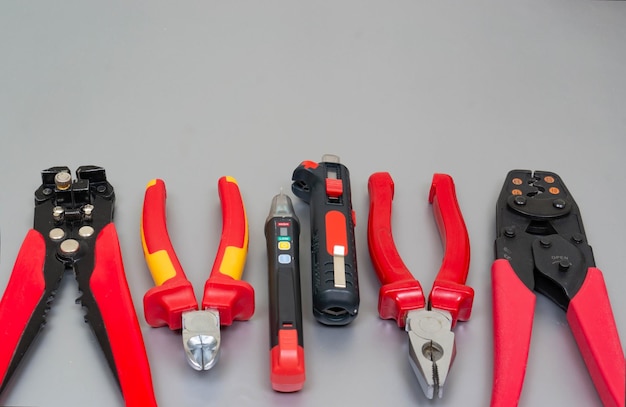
left=367, top=172, right=473, bottom=400
left=406, top=309, right=456, bottom=400
left=491, top=169, right=625, bottom=407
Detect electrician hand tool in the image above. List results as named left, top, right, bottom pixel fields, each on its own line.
left=491, top=170, right=625, bottom=407
left=291, top=154, right=359, bottom=325
left=141, top=176, right=254, bottom=371
left=265, top=191, right=306, bottom=392
left=0, top=166, right=157, bottom=406
left=367, top=172, right=473, bottom=399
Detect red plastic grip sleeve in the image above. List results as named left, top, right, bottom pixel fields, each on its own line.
left=428, top=173, right=474, bottom=325
left=202, top=176, right=254, bottom=325
left=90, top=223, right=157, bottom=407
left=270, top=329, right=306, bottom=392
left=566, top=267, right=625, bottom=407
left=142, top=178, right=197, bottom=330
left=0, top=230, right=46, bottom=386
left=367, top=172, right=425, bottom=328
left=490, top=259, right=536, bottom=407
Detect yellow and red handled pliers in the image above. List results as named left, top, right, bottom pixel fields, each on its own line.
left=141, top=176, right=255, bottom=371
left=367, top=172, right=474, bottom=399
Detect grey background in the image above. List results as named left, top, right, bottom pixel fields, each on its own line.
left=0, top=2, right=625, bottom=406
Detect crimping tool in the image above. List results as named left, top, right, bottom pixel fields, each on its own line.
left=491, top=170, right=625, bottom=407
left=141, top=176, right=254, bottom=371
left=367, top=172, right=474, bottom=399
left=0, top=166, right=157, bottom=406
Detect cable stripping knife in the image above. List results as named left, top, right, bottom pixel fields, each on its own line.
left=141, top=176, right=255, bottom=371
left=367, top=172, right=474, bottom=399
left=292, top=154, right=359, bottom=326
left=0, top=166, right=157, bottom=406
left=491, top=170, right=625, bottom=407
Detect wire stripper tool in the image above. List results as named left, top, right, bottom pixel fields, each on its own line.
left=491, top=170, right=625, bottom=407
left=0, top=166, right=157, bottom=406
left=141, top=176, right=254, bottom=371
left=292, top=154, right=359, bottom=326
left=367, top=172, right=474, bottom=399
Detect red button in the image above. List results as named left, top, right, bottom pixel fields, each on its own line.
left=326, top=179, right=343, bottom=197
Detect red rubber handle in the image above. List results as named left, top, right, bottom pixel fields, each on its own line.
left=490, top=259, right=536, bottom=407
left=367, top=172, right=425, bottom=328
left=428, top=173, right=474, bottom=325
left=142, top=178, right=198, bottom=330
left=566, top=267, right=625, bottom=407
left=0, top=230, right=46, bottom=388
left=201, top=176, right=255, bottom=325
left=90, top=223, right=157, bottom=407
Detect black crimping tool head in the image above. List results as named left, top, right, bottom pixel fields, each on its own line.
left=494, top=169, right=594, bottom=309
left=0, top=166, right=157, bottom=406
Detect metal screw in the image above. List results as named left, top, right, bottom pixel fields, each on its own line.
left=54, top=172, right=72, bottom=190
left=572, top=233, right=584, bottom=244
left=504, top=227, right=516, bottom=238
left=52, top=206, right=65, bottom=222
left=60, top=239, right=80, bottom=255
left=422, top=341, right=444, bottom=362
left=42, top=188, right=52, bottom=196
left=96, top=185, right=106, bottom=193
left=49, top=228, right=65, bottom=241
left=82, top=204, right=94, bottom=220
left=514, top=196, right=527, bottom=206
left=539, top=239, right=552, bottom=248
left=553, top=199, right=566, bottom=209
left=558, top=260, right=571, bottom=272
left=79, top=226, right=95, bottom=238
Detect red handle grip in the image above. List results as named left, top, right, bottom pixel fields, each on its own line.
left=490, top=259, right=536, bottom=407
left=428, top=173, right=474, bottom=325
left=201, top=176, right=254, bottom=325
left=367, top=172, right=425, bottom=328
left=567, top=267, right=625, bottom=407
left=142, top=178, right=197, bottom=330
left=90, top=223, right=157, bottom=407
left=0, top=230, right=46, bottom=388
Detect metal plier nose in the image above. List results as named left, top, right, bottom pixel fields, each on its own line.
left=491, top=170, right=625, bottom=407
left=367, top=172, right=474, bottom=399
left=141, top=176, right=254, bottom=371
left=0, top=166, right=157, bottom=406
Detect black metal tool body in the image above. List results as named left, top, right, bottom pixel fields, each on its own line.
left=291, top=154, right=359, bottom=325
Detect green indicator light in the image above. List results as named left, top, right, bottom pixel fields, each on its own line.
left=277, top=236, right=291, bottom=242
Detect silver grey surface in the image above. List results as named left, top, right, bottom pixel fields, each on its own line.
left=0, top=2, right=625, bottom=406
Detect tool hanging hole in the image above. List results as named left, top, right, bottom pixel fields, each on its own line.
left=422, top=341, right=444, bottom=362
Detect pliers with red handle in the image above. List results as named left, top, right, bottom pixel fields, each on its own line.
left=367, top=172, right=474, bottom=399
left=491, top=170, right=625, bottom=407
left=0, top=166, right=157, bottom=406
left=141, top=176, right=254, bottom=371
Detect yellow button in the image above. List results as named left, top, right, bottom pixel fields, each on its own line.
left=278, top=241, right=291, bottom=250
